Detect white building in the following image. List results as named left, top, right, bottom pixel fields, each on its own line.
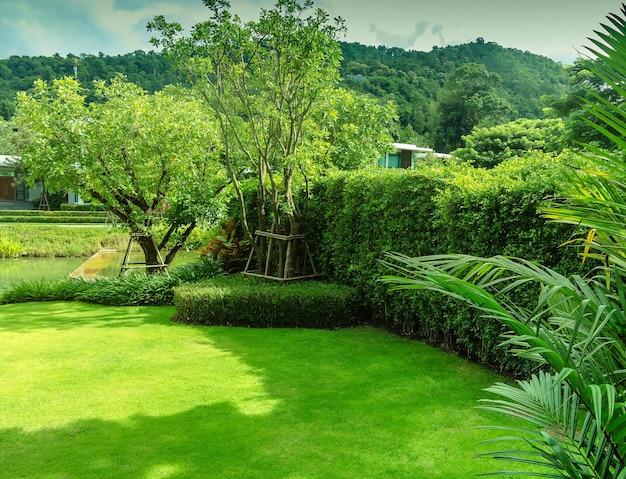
left=378, top=143, right=452, bottom=169
left=0, top=155, right=84, bottom=208
left=0, top=155, right=42, bottom=204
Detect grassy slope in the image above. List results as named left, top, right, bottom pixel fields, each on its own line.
left=0, top=302, right=532, bottom=478
left=0, top=224, right=129, bottom=257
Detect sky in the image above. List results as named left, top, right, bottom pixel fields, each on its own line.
left=0, top=0, right=622, bottom=64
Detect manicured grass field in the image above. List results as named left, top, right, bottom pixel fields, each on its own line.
left=0, top=302, right=525, bottom=478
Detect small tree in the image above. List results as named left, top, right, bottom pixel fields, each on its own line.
left=149, top=0, right=395, bottom=279
left=16, top=76, right=226, bottom=270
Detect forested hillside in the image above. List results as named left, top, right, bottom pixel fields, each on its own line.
left=0, top=40, right=571, bottom=149
left=0, top=50, right=178, bottom=119
left=341, top=40, right=571, bottom=147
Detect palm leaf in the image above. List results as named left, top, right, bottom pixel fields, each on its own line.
left=542, top=4, right=626, bottom=275
left=478, top=371, right=626, bottom=477
left=381, top=6, right=626, bottom=476
left=381, top=252, right=626, bottom=476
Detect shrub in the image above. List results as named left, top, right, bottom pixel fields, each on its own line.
left=200, top=219, right=250, bottom=272
left=0, top=237, right=24, bottom=257
left=32, top=191, right=67, bottom=210
left=0, top=278, right=92, bottom=304
left=173, top=274, right=365, bottom=329
left=306, top=154, right=586, bottom=377
left=0, top=258, right=223, bottom=306
left=169, top=256, right=225, bottom=283
left=75, top=274, right=180, bottom=306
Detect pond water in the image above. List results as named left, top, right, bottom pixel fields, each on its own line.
left=0, top=250, right=201, bottom=292
left=0, top=257, right=84, bottom=291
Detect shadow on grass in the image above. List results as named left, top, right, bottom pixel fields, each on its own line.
left=0, top=302, right=178, bottom=332
left=0, top=302, right=511, bottom=478
left=1, top=403, right=283, bottom=479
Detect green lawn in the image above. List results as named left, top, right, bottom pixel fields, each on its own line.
left=0, top=302, right=527, bottom=478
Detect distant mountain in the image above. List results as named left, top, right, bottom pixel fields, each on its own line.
left=339, top=40, right=571, bottom=145
left=0, top=50, right=178, bottom=120
left=0, top=40, right=571, bottom=146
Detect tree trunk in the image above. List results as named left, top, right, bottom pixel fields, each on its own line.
left=135, top=234, right=166, bottom=275
left=162, top=221, right=196, bottom=265
left=283, top=170, right=303, bottom=279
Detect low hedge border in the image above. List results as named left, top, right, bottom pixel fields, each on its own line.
left=0, top=210, right=108, bottom=217
left=0, top=215, right=109, bottom=223
left=60, top=203, right=107, bottom=211
left=0, top=257, right=224, bottom=306
left=173, top=274, right=366, bottom=329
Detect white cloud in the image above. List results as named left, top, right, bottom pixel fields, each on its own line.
left=368, top=20, right=430, bottom=49
left=0, top=0, right=620, bottom=63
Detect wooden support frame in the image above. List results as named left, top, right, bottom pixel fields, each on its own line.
left=243, top=230, right=317, bottom=282
left=120, top=233, right=169, bottom=276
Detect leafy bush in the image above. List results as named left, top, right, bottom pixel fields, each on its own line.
left=306, top=154, right=585, bottom=376
left=32, top=191, right=67, bottom=210
left=0, top=257, right=223, bottom=306
left=200, top=218, right=250, bottom=272
left=174, top=274, right=365, bottom=329
left=168, top=256, right=225, bottom=283
left=76, top=274, right=179, bottom=306
left=0, top=278, right=92, bottom=304
left=0, top=237, right=24, bottom=257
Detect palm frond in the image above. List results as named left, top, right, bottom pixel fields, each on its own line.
left=380, top=252, right=626, bottom=476
left=381, top=6, right=626, bottom=476
left=540, top=5, right=626, bottom=277
left=478, top=371, right=626, bottom=478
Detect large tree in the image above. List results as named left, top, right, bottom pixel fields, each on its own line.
left=436, top=62, right=512, bottom=152
left=149, top=0, right=395, bottom=279
left=15, top=76, right=226, bottom=270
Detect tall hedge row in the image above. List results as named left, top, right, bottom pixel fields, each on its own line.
left=305, top=154, right=585, bottom=376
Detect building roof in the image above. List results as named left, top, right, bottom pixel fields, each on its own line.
left=392, top=143, right=433, bottom=153
left=0, top=155, right=19, bottom=168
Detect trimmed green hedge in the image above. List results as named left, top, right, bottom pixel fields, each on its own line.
left=60, top=203, right=107, bottom=211
left=305, top=154, right=586, bottom=377
left=0, top=210, right=110, bottom=223
left=0, top=209, right=108, bottom=217
left=174, top=274, right=364, bottom=329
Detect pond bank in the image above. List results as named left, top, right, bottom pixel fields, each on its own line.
left=69, top=249, right=120, bottom=280
left=0, top=249, right=202, bottom=291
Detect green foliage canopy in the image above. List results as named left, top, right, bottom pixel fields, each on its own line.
left=15, top=76, right=226, bottom=267
left=436, top=63, right=513, bottom=151
left=452, top=118, right=566, bottom=168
